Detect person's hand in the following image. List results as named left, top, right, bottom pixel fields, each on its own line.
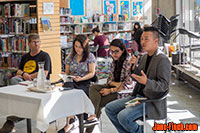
left=129, top=55, right=140, bottom=64
left=23, top=73, right=32, bottom=81
left=73, top=76, right=82, bottom=82
left=61, top=72, right=65, bottom=74
left=111, top=82, right=121, bottom=88
left=100, top=88, right=111, bottom=96
left=131, top=70, right=147, bottom=85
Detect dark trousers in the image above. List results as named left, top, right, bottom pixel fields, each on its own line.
left=63, top=80, right=91, bottom=120
left=86, top=84, right=118, bottom=132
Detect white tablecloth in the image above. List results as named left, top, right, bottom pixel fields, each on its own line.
left=0, top=85, right=94, bottom=132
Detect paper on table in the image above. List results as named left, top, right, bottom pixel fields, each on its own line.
left=18, top=81, right=33, bottom=86
left=28, top=87, right=59, bottom=93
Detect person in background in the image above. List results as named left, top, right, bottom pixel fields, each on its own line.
left=58, top=35, right=96, bottom=133
left=0, top=33, right=52, bottom=133
left=92, top=26, right=109, bottom=57
left=85, top=39, right=135, bottom=133
left=105, top=26, right=171, bottom=133
left=131, top=22, right=143, bottom=53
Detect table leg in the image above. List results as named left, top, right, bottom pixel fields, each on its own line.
left=26, top=118, right=32, bottom=133
left=77, top=114, right=84, bottom=133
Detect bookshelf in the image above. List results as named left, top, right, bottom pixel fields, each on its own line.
left=0, top=0, right=37, bottom=86
left=59, top=8, right=140, bottom=71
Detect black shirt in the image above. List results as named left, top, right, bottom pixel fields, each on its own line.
left=19, top=50, right=52, bottom=79
left=136, top=55, right=153, bottom=96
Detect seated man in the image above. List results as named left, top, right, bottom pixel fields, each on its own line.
left=0, top=33, right=52, bottom=133
left=105, top=26, right=171, bottom=133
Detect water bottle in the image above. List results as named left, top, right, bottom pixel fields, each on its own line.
left=37, top=62, right=46, bottom=90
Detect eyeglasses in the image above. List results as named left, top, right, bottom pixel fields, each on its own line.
left=31, top=41, right=40, bottom=44
left=110, top=50, right=119, bottom=55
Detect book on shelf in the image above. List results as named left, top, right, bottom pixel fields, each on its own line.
left=41, top=17, right=52, bottom=32
left=0, top=5, right=4, bottom=17
left=73, top=16, right=80, bottom=23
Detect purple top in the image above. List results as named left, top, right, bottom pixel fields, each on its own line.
left=65, top=53, right=96, bottom=77
left=93, top=35, right=109, bottom=57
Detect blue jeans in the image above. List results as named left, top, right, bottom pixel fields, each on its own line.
left=105, top=96, right=146, bottom=133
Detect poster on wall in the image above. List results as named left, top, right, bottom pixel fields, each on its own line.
left=132, top=0, right=143, bottom=20
left=120, top=1, right=129, bottom=17
left=43, top=2, right=54, bottom=14
left=104, top=0, right=116, bottom=15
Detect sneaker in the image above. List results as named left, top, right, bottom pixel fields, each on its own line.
left=83, top=118, right=100, bottom=128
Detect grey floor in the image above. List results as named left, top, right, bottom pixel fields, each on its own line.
left=0, top=74, right=200, bottom=133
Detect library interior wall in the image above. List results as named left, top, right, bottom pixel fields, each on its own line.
left=152, top=0, right=176, bottom=21
left=37, top=0, right=61, bottom=82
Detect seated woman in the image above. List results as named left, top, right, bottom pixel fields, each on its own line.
left=85, top=39, right=135, bottom=132
left=92, top=26, right=109, bottom=57
left=59, top=35, right=96, bottom=133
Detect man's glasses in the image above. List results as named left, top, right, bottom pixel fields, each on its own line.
left=110, top=50, right=119, bottom=55
left=31, top=41, right=40, bottom=44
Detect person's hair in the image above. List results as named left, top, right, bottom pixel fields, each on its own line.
left=143, top=26, right=159, bottom=39
left=28, top=33, right=40, bottom=43
left=110, top=39, right=128, bottom=79
left=71, top=34, right=89, bottom=62
left=133, top=22, right=141, bottom=31
left=92, top=26, right=100, bottom=33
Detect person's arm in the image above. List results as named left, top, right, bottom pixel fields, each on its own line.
left=78, top=62, right=96, bottom=81
left=65, top=64, right=70, bottom=75
left=143, top=56, right=171, bottom=99
left=16, top=55, right=32, bottom=80
left=29, top=71, right=48, bottom=79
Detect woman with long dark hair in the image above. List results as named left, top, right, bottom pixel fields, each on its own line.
left=85, top=39, right=135, bottom=133
left=59, top=35, right=96, bottom=133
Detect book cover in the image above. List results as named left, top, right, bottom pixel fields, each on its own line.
left=40, top=17, right=52, bottom=32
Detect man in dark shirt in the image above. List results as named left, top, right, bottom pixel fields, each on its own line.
left=0, top=33, right=52, bottom=133
left=105, top=27, right=171, bottom=133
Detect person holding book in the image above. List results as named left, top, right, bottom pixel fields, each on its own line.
left=85, top=39, right=135, bottom=133
left=105, top=27, right=171, bottom=133
left=58, top=34, right=96, bottom=133
left=92, top=26, right=109, bottom=57
left=0, top=33, right=52, bottom=133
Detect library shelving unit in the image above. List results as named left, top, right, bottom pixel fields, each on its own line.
left=0, top=0, right=37, bottom=86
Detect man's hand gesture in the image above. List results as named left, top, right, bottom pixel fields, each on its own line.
left=131, top=70, right=147, bottom=85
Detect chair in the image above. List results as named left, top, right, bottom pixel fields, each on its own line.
left=118, top=89, right=169, bottom=133
left=90, top=45, right=99, bottom=57
left=140, top=90, right=169, bottom=133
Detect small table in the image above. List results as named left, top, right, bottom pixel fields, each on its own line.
left=0, top=85, right=94, bottom=133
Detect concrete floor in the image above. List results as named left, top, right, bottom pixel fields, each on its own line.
left=0, top=75, right=200, bottom=133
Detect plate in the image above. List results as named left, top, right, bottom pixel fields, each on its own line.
left=28, top=87, right=56, bottom=93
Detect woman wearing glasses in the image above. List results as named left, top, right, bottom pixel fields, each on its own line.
left=85, top=39, right=135, bottom=132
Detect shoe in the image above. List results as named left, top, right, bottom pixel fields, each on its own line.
left=58, top=124, right=77, bottom=133
left=83, top=118, right=99, bottom=128
left=0, top=120, right=15, bottom=133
